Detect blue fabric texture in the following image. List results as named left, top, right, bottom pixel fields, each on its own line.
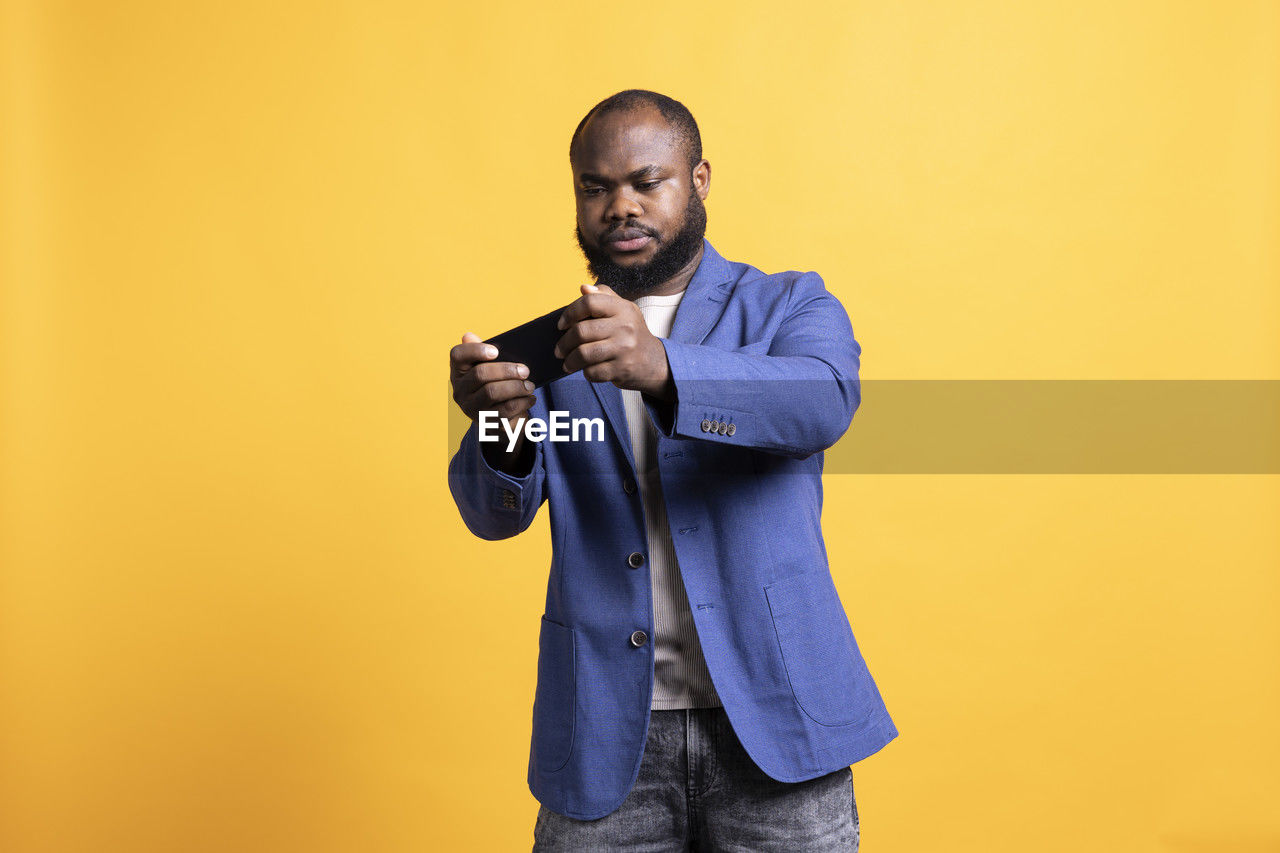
left=448, top=240, right=898, bottom=820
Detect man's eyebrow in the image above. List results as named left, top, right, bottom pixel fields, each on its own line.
left=578, top=165, right=664, bottom=184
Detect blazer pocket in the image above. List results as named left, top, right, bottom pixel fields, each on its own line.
left=532, top=615, right=577, bottom=773
left=764, top=573, right=872, bottom=727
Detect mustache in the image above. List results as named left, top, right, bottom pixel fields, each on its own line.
left=574, top=189, right=707, bottom=298
left=604, top=222, right=658, bottom=241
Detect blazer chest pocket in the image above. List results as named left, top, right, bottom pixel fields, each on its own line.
left=532, top=615, right=577, bottom=773
left=765, top=573, right=873, bottom=728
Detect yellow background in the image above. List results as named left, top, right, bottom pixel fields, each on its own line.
left=2, top=1, right=1277, bottom=851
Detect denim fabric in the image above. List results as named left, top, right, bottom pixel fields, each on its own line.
left=532, top=706, right=859, bottom=852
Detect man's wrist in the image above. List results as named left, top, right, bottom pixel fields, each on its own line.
left=480, top=432, right=534, bottom=477
left=637, top=374, right=676, bottom=403
left=635, top=341, right=676, bottom=402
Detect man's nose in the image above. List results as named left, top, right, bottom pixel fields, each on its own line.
left=605, top=189, right=642, bottom=221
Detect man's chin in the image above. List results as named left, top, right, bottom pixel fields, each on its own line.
left=576, top=212, right=704, bottom=298
left=583, top=247, right=657, bottom=283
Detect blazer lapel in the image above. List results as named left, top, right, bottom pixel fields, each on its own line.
left=589, top=240, right=736, bottom=473
left=666, top=239, right=736, bottom=346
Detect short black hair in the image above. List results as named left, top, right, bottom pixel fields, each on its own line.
left=569, top=89, right=703, bottom=171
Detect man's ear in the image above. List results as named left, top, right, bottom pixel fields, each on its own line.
left=692, top=159, right=711, bottom=200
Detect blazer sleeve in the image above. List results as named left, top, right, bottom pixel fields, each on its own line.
left=642, top=271, right=861, bottom=459
left=447, top=388, right=549, bottom=540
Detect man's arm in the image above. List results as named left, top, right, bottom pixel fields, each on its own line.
left=447, top=333, right=548, bottom=540
left=448, top=402, right=548, bottom=540
left=641, top=271, right=860, bottom=459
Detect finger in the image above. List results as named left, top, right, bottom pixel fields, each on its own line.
left=557, top=288, right=596, bottom=331
left=497, top=395, right=537, bottom=419
left=558, top=291, right=615, bottom=330
left=475, top=394, right=537, bottom=421
left=553, top=318, right=611, bottom=359
left=466, top=377, right=536, bottom=410
left=562, top=339, right=615, bottom=374
left=458, top=363, right=532, bottom=399
left=471, top=360, right=530, bottom=385
left=462, top=332, right=482, bottom=343
left=455, top=361, right=529, bottom=399
left=557, top=296, right=589, bottom=330
left=451, top=340, right=499, bottom=374
left=582, top=361, right=616, bottom=383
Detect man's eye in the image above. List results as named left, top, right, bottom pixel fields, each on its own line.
left=581, top=187, right=605, bottom=196
left=637, top=180, right=661, bottom=191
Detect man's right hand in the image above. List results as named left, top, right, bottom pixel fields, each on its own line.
left=450, top=332, right=537, bottom=474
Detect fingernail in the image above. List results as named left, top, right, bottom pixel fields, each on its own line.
left=524, top=380, right=535, bottom=392
left=516, top=364, right=529, bottom=378
left=556, top=318, right=566, bottom=330
left=484, top=346, right=498, bottom=358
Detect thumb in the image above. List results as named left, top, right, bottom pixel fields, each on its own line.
left=461, top=332, right=481, bottom=343
left=584, top=282, right=609, bottom=295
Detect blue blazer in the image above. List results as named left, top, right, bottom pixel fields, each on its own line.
left=449, top=240, right=897, bottom=820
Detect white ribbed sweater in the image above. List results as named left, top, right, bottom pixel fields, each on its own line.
left=620, top=290, right=722, bottom=710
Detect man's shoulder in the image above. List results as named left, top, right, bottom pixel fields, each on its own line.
left=699, top=241, right=845, bottom=320
left=708, top=242, right=822, bottom=283
left=718, top=253, right=832, bottom=306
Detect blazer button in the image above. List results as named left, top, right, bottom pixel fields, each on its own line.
left=701, top=419, right=712, bottom=433
left=623, top=478, right=636, bottom=495
left=726, top=423, right=736, bottom=436
left=627, top=551, right=645, bottom=568
left=629, top=630, right=648, bottom=648
left=717, top=421, right=729, bottom=435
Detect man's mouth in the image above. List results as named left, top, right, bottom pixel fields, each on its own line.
left=604, top=228, right=654, bottom=253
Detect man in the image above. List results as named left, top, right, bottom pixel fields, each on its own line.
left=448, top=90, right=896, bottom=851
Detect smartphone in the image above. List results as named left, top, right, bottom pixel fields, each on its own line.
left=483, top=306, right=571, bottom=389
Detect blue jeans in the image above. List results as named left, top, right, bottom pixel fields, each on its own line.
left=532, top=705, right=860, bottom=851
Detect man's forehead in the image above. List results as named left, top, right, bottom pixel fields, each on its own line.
left=573, top=109, right=683, bottom=175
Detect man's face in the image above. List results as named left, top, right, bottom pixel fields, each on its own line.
left=572, top=106, right=710, bottom=299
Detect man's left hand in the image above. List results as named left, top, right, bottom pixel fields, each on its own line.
left=554, top=284, right=675, bottom=402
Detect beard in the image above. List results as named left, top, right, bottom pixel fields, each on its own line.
left=575, top=191, right=708, bottom=300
